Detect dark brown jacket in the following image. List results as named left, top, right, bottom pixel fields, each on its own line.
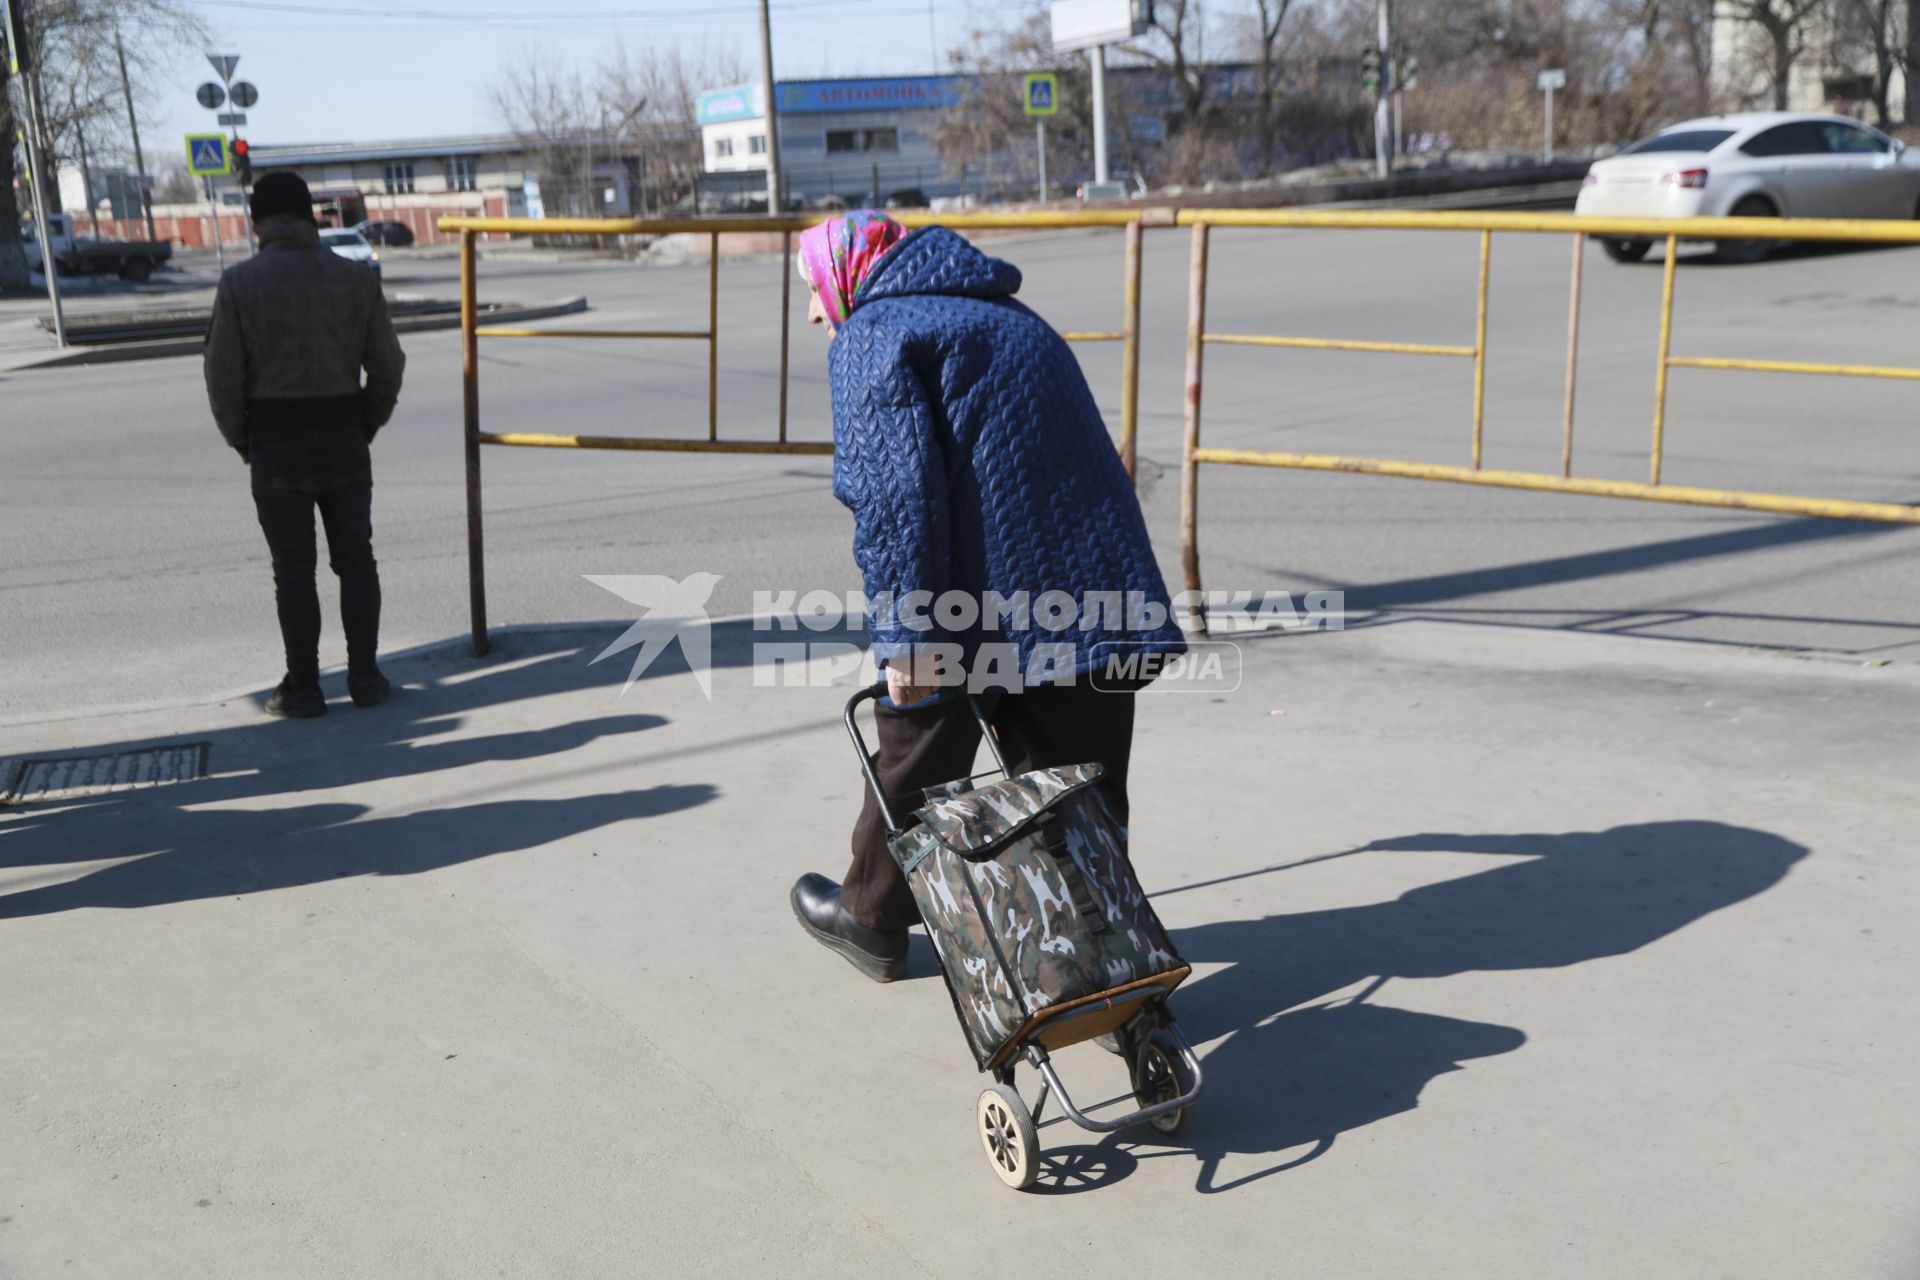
left=203, top=217, right=405, bottom=456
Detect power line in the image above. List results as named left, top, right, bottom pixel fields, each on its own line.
left=188, top=0, right=891, bottom=21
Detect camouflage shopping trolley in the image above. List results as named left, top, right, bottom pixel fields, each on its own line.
left=845, top=683, right=1204, bottom=1190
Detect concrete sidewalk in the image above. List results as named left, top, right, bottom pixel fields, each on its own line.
left=2, top=620, right=1916, bottom=1278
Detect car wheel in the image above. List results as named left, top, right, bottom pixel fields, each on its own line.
left=1714, top=196, right=1777, bottom=264
left=119, top=257, right=153, bottom=283
left=1600, top=238, right=1652, bottom=263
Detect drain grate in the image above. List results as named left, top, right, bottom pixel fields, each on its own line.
left=2, top=743, right=212, bottom=803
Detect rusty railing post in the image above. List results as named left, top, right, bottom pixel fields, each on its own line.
left=1120, top=218, right=1143, bottom=481
left=708, top=230, right=721, bottom=442
left=1180, top=221, right=1210, bottom=637
left=1562, top=230, right=1584, bottom=478
left=1650, top=233, right=1680, bottom=485
left=779, top=228, right=793, bottom=443
left=460, top=228, right=490, bottom=656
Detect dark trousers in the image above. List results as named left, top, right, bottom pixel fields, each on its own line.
left=247, top=396, right=381, bottom=687
left=843, top=680, right=1142, bottom=931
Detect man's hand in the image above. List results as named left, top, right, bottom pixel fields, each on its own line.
left=885, top=652, right=943, bottom=707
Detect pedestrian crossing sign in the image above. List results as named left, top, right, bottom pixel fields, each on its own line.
left=186, top=134, right=230, bottom=177
left=1023, top=73, right=1059, bottom=117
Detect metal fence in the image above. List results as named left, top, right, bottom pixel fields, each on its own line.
left=437, top=210, right=1151, bottom=655
left=442, top=205, right=1920, bottom=653
left=1174, top=207, right=1920, bottom=628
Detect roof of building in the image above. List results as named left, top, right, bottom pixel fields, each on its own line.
left=253, top=130, right=661, bottom=166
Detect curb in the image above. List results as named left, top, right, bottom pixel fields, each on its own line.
left=0, top=296, right=590, bottom=372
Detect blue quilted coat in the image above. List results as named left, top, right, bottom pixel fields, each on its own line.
left=828, top=226, right=1185, bottom=685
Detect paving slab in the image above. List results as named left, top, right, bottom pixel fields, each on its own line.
left=3, top=618, right=1915, bottom=1277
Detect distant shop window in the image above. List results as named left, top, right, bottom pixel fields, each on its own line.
left=826, top=128, right=899, bottom=154
left=748, top=134, right=767, bottom=155
left=383, top=161, right=415, bottom=194
left=714, top=138, right=734, bottom=158
left=444, top=156, right=477, bottom=191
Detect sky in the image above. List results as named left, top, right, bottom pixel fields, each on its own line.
left=150, top=0, right=1036, bottom=153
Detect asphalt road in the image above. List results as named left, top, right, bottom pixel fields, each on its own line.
left=5, top=228, right=1919, bottom=715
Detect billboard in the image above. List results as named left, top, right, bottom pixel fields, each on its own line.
left=1051, top=0, right=1151, bottom=52
left=696, top=84, right=763, bottom=126
left=777, top=77, right=965, bottom=114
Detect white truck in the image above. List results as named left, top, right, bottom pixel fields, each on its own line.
left=22, top=213, right=174, bottom=282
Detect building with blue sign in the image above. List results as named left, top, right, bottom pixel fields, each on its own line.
left=696, top=75, right=971, bottom=205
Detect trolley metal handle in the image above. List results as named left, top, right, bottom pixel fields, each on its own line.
left=843, top=682, right=1012, bottom=836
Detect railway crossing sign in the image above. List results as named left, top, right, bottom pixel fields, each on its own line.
left=185, top=134, right=231, bottom=177
left=1023, top=72, right=1059, bottom=117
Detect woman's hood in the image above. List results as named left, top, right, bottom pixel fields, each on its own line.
left=855, top=227, right=1023, bottom=310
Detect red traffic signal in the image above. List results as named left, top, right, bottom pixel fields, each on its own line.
left=232, top=137, right=253, bottom=182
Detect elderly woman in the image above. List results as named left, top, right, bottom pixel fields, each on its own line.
left=788, top=211, right=1185, bottom=983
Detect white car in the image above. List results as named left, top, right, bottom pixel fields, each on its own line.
left=1575, top=111, right=1920, bottom=262
left=320, top=226, right=381, bottom=279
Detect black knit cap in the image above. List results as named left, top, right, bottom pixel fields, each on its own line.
left=249, top=171, right=316, bottom=223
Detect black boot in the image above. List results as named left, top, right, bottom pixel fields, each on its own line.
left=348, top=668, right=391, bottom=708
left=790, top=873, right=908, bottom=983
left=266, top=676, right=327, bottom=719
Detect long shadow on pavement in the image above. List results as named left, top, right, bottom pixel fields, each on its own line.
left=0, top=623, right=809, bottom=917
left=1033, top=820, right=1808, bottom=1194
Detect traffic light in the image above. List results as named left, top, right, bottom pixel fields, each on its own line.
left=1361, top=46, right=1381, bottom=94
left=232, top=138, right=252, bottom=185
left=1398, top=51, right=1418, bottom=91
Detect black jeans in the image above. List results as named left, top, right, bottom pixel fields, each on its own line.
left=248, top=395, right=381, bottom=687
left=842, top=679, right=1142, bottom=931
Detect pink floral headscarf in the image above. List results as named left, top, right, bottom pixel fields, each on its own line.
left=797, top=210, right=907, bottom=327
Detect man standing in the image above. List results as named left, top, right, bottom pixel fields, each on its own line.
left=204, top=171, right=405, bottom=718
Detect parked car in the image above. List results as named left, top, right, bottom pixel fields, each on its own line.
left=357, top=220, right=415, bottom=248
left=1576, top=111, right=1920, bottom=263
left=21, top=213, right=172, bottom=282
left=320, top=226, right=381, bottom=280
left=884, top=188, right=930, bottom=209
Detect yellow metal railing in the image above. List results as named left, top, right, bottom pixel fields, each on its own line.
left=438, top=210, right=1152, bottom=655
left=1173, top=207, right=1920, bottom=630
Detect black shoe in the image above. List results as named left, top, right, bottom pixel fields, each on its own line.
left=790, top=873, right=908, bottom=983
left=348, top=669, right=391, bottom=708
left=266, top=677, right=327, bottom=719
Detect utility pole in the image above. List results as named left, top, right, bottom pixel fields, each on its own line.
left=756, top=0, right=782, bottom=214
left=19, top=70, right=68, bottom=346
left=1374, top=0, right=1394, bottom=179
left=114, top=31, right=156, bottom=241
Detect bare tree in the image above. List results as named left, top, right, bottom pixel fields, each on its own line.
left=934, top=7, right=1097, bottom=198
left=1248, top=0, right=1298, bottom=174
left=597, top=40, right=747, bottom=213
left=2, top=0, right=201, bottom=289
left=1718, top=0, right=1829, bottom=109
left=492, top=53, right=597, bottom=217
left=1831, top=0, right=1906, bottom=124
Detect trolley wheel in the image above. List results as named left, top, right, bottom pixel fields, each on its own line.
left=976, top=1084, right=1041, bottom=1190
left=1130, top=1030, right=1194, bottom=1137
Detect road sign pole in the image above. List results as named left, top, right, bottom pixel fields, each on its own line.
left=115, top=33, right=157, bottom=242
left=205, top=175, right=225, bottom=272
left=1090, top=43, right=1109, bottom=185
left=19, top=70, right=68, bottom=347
left=1545, top=83, right=1556, bottom=163
left=1036, top=119, right=1047, bottom=203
